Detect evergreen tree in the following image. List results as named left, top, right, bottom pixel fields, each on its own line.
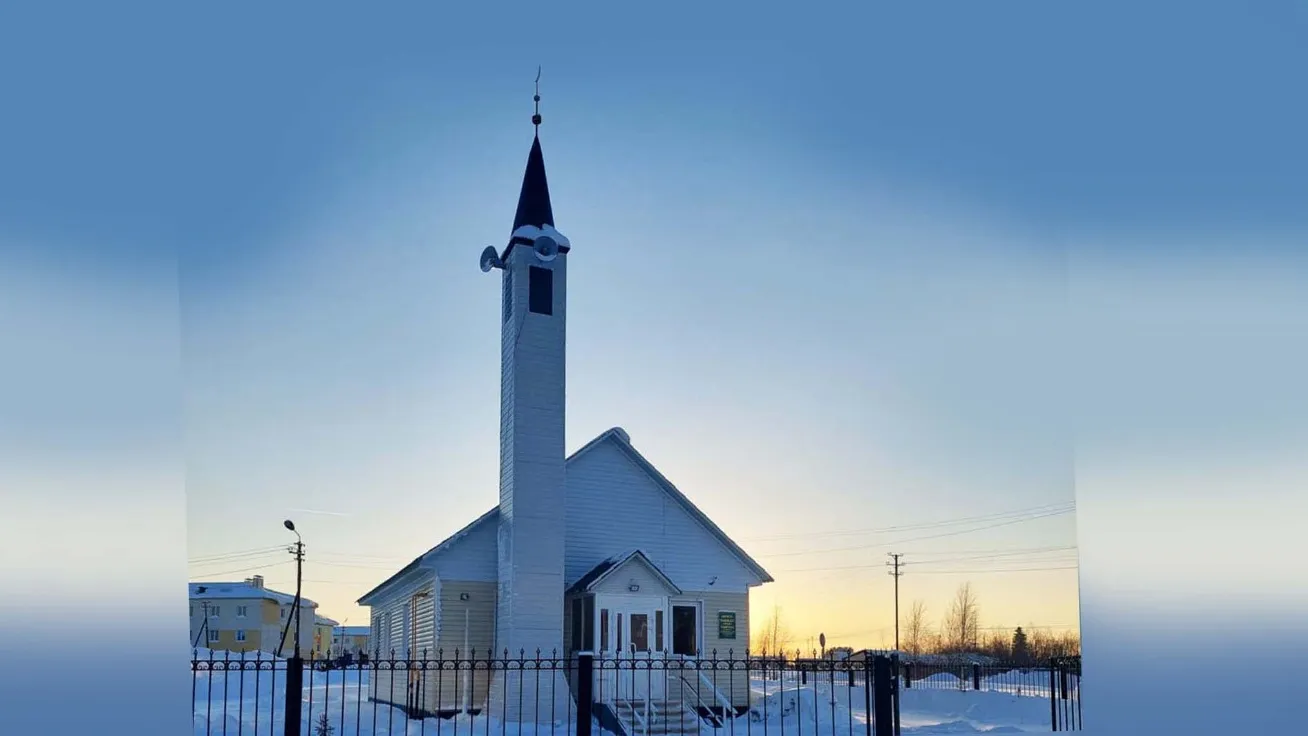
left=1011, top=627, right=1030, bottom=663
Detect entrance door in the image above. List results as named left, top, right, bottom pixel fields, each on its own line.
left=600, top=596, right=667, bottom=704
left=671, top=604, right=699, bottom=657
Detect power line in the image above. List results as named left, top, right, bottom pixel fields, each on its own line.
left=911, top=548, right=1079, bottom=566
left=308, top=560, right=401, bottom=570
left=742, top=502, right=1075, bottom=543
left=187, top=560, right=292, bottom=578
left=188, top=553, right=286, bottom=570
left=758, top=507, right=1075, bottom=559
left=778, top=558, right=1078, bottom=575
left=903, top=545, right=1076, bottom=557
left=188, top=546, right=286, bottom=563
left=906, top=565, right=1078, bottom=575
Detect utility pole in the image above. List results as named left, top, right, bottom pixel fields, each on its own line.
left=288, top=530, right=305, bottom=657
left=281, top=519, right=305, bottom=736
left=887, top=553, right=904, bottom=652
left=193, top=600, right=211, bottom=649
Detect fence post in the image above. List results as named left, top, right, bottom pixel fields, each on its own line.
left=890, top=655, right=902, bottom=736
left=577, top=652, right=594, bottom=736
left=903, top=662, right=912, bottom=689
left=1048, top=660, right=1057, bottom=731
left=972, top=664, right=981, bottom=691
left=284, top=656, right=303, bottom=736
left=873, top=655, right=893, bottom=736
left=863, top=656, right=874, bottom=736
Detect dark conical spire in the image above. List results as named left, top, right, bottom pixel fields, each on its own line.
left=512, top=134, right=554, bottom=232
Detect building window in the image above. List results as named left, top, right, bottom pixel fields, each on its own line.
left=570, top=599, right=582, bottom=652
left=236, top=630, right=247, bottom=642
left=236, top=605, right=248, bottom=618
left=600, top=609, right=609, bottom=652
left=583, top=598, right=595, bottom=652
left=209, top=606, right=220, bottom=618
left=528, top=266, right=553, bottom=315
left=655, top=610, right=664, bottom=652
left=281, top=608, right=286, bottom=620
left=208, top=629, right=220, bottom=643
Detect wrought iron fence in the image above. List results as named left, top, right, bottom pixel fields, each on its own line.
left=895, top=655, right=1082, bottom=731
left=1048, top=656, right=1082, bottom=731
left=190, top=649, right=903, bottom=736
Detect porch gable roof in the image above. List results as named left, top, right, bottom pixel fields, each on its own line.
left=566, top=549, right=683, bottom=596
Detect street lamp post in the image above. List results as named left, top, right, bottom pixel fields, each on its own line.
left=284, top=519, right=304, bottom=657
left=281, top=519, right=305, bottom=736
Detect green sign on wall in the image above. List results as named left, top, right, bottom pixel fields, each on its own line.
left=717, top=611, right=737, bottom=640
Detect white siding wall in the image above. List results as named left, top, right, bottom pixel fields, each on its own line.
left=591, top=558, right=677, bottom=596
left=366, top=568, right=439, bottom=707
left=432, top=515, right=498, bottom=582
left=496, top=243, right=568, bottom=657
left=564, top=439, right=759, bottom=593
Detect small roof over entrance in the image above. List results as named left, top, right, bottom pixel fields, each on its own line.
left=566, top=550, right=682, bottom=596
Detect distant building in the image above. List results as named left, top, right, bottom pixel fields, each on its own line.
left=189, top=575, right=317, bottom=656
left=333, top=626, right=371, bottom=657
left=826, top=646, right=855, bottom=660
left=313, top=615, right=339, bottom=659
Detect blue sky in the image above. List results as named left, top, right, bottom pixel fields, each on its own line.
left=3, top=2, right=1306, bottom=649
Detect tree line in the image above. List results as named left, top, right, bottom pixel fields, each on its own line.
left=902, top=582, right=1080, bottom=661
left=754, top=583, right=1081, bottom=663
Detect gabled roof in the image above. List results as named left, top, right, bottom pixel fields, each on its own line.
left=572, top=428, right=774, bottom=584
left=357, top=426, right=773, bottom=606
left=355, top=507, right=497, bottom=605
left=566, top=549, right=683, bottom=595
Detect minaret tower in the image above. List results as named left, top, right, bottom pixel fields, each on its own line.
left=477, top=72, right=574, bottom=723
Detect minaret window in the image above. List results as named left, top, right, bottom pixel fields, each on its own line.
left=528, top=266, right=553, bottom=315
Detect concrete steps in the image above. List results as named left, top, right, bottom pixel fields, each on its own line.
left=613, top=699, right=703, bottom=736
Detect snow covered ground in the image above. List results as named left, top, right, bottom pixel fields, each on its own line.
left=192, top=660, right=1065, bottom=735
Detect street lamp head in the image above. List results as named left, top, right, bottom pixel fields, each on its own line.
left=283, top=519, right=296, bottom=532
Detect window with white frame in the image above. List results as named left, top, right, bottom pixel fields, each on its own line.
left=236, top=630, right=247, bottom=642
left=208, top=629, right=220, bottom=643
left=209, top=606, right=220, bottom=617
left=236, top=605, right=248, bottom=618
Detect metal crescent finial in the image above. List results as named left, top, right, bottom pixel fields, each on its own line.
left=532, top=66, right=542, bottom=130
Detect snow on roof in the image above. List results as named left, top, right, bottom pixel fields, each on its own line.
left=315, top=615, right=339, bottom=626
left=189, top=581, right=318, bottom=609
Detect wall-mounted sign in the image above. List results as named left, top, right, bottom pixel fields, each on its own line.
left=717, top=611, right=737, bottom=640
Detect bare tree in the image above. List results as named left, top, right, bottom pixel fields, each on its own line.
left=903, top=600, right=930, bottom=655
left=1023, top=627, right=1081, bottom=660
left=941, top=582, right=981, bottom=652
left=751, top=605, right=794, bottom=656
